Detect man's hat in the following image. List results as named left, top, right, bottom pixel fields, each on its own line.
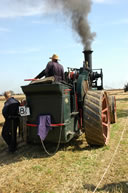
left=50, top=54, right=60, bottom=60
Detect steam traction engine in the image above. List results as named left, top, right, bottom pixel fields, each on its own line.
left=20, top=50, right=116, bottom=147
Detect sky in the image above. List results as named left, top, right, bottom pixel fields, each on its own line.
left=0, top=0, right=128, bottom=94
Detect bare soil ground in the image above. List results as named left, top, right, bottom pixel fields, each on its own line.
left=0, top=90, right=128, bottom=193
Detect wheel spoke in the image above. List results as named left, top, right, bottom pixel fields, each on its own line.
left=102, top=95, right=105, bottom=102
left=102, top=107, right=108, bottom=113
left=103, top=133, right=107, bottom=139
left=102, top=114, right=106, bottom=118
left=102, top=122, right=108, bottom=127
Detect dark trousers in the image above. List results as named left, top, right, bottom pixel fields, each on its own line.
left=2, top=118, right=19, bottom=152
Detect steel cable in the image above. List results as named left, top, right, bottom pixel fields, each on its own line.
left=93, top=117, right=128, bottom=193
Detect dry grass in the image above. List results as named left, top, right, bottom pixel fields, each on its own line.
left=0, top=100, right=4, bottom=124
left=0, top=90, right=128, bottom=193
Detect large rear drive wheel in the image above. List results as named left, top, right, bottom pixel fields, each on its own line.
left=83, top=90, right=110, bottom=146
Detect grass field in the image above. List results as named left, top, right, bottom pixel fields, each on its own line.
left=0, top=90, right=128, bottom=193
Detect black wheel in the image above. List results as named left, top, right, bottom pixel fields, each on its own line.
left=108, top=96, right=117, bottom=124
left=83, top=90, right=110, bottom=146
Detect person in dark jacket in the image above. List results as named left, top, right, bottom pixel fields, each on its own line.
left=2, top=91, right=20, bottom=153
left=35, top=54, right=65, bottom=81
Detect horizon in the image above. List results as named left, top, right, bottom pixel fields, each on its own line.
left=0, top=0, right=128, bottom=93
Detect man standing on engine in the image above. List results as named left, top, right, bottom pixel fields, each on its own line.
left=35, top=54, right=65, bottom=81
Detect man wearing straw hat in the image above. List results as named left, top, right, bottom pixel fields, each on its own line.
left=35, top=54, right=65, bottom=81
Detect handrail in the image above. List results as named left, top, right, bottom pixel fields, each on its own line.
left=27, top=121, right=70, bottom=128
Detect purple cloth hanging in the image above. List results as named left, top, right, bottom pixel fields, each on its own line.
left=38, top=115, right=52, bottom=140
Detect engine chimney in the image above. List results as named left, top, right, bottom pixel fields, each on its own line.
left=83, top=50, right=93, bottom=70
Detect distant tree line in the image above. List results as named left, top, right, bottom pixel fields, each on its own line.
left=0, top=90, right=22, bottom=96
left=124, top=83, right=128, bottom=92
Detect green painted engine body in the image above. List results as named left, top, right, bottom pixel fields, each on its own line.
left=21, top=82, right=79, bottom=144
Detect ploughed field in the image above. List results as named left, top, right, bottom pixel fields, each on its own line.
left=0, top=90, right=128, bottom=193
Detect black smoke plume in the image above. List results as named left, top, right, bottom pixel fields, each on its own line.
left=46, top=0, right=96, bottom=49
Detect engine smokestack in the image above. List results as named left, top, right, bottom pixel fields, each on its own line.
left=83, top=50, right=93, bottom=70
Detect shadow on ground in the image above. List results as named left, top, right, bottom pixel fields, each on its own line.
left=83, top=181, right=128, bottom=193
left=60, top=134, right=102, bottom=152
left=0, top=137, right=62, bottom=166
left=0, top=133, right=101, bottom=166
left=117, top=109, right=128, bottom=119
